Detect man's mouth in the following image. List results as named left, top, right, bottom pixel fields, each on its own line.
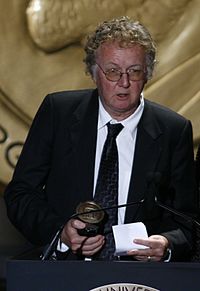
left=117, top=93, right=129, bottom=97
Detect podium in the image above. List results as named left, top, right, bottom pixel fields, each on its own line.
left=6, top=253, right=200, bottom=291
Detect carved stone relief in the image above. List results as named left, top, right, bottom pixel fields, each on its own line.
left=0, top=0, right=199, bottom=185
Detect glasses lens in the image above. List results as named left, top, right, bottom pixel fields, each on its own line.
left=106, top=69, right=121, bottom=81
left=128, top=69, right=144, bottom=81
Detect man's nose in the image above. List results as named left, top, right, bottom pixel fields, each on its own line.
left=117, top=73, right=130, bottom=88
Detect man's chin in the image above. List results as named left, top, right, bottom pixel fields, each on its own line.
left=109, top=105, right=137, bottom=120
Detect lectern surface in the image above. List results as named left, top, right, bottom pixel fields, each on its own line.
left=6, top=259, right=200, bottom=291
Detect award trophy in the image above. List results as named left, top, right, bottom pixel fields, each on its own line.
left=75, top=201, right=105, bottom=237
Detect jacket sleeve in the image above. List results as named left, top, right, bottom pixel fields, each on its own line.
left=4, top=95, right=64, bottom=245
left=159, top=120, right=198, bottom=261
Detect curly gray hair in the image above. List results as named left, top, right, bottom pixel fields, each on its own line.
left=83, top=16, right=156, bottom=80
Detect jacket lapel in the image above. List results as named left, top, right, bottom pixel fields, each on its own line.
left=125, top=100, right=163, bottom=223
left=68, top=89, right=99, bottom=202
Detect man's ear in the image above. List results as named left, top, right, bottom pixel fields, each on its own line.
left=91, top=68, right=97, bottom=84
left=92, top=75, right=97, bottom=84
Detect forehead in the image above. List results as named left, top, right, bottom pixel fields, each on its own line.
left=95, top=41, right=146, bottom=64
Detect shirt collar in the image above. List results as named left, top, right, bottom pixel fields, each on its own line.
left=98, top=94, right=144, bottom=136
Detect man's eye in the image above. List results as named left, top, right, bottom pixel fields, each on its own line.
left=129, top=68, right=141, bottom=73
left=107, top=68, right=120, bottom=73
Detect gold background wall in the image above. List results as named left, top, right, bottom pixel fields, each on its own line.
left=0, top=0, right=200, bottom=253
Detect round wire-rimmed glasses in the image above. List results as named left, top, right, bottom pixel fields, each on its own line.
left=96, top=63, right=146, bottom=82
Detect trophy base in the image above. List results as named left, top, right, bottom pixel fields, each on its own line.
left=78, top=224, right=100, bottom=237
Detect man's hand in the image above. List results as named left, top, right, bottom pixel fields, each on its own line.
left=60, top=218, right=105, bottom=256
left=127, top=235, right=169, bottom=262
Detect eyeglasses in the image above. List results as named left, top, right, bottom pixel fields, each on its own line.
left=96, top=63, right=146, bottom=82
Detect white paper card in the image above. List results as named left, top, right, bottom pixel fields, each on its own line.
left=113, top=222, right=149, bottom=256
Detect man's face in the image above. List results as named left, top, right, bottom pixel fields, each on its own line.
left=93, top=41, right=147, bottom=120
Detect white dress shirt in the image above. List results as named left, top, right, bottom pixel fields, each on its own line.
left=94, top=96, right=144, bottom=224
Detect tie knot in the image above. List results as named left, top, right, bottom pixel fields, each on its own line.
left=107, top=122, right=123, bottom=139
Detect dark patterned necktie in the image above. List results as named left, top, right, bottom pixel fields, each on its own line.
left=94, top=122, right=123, bottom=260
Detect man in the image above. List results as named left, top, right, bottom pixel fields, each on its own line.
left=4, top=16, right=198, bottom=262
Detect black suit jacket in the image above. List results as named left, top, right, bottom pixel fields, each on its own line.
left=4, top=89, right=198, bottom=261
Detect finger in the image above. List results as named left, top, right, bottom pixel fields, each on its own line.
left=72, top=234, right=105, bottom=254
left=82, top=244, right=104, bottom=256
left=133, top=238, right=152, bottom=248
left=127, top=249, right=152, bottom=258
left=134, top=238, right=161, bottom=249
left=136, top=235, right=168, bottom=249
left=133, top=255, right=147, bottom=261
left=133, top=255, right=154, bottom=262
left=134, top=255, right=161, bottom=262
left=71, top=237, right=88, bottom=253
left=127, top=247, right=163, bottom=259
left=81, top=236, right=105, bottom=252
left=71, top=219, right=86, bottom=230
left=79, top=237, right=105, bottom=256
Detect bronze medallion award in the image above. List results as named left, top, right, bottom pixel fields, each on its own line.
left=76, top=201, right=105, bottom=236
